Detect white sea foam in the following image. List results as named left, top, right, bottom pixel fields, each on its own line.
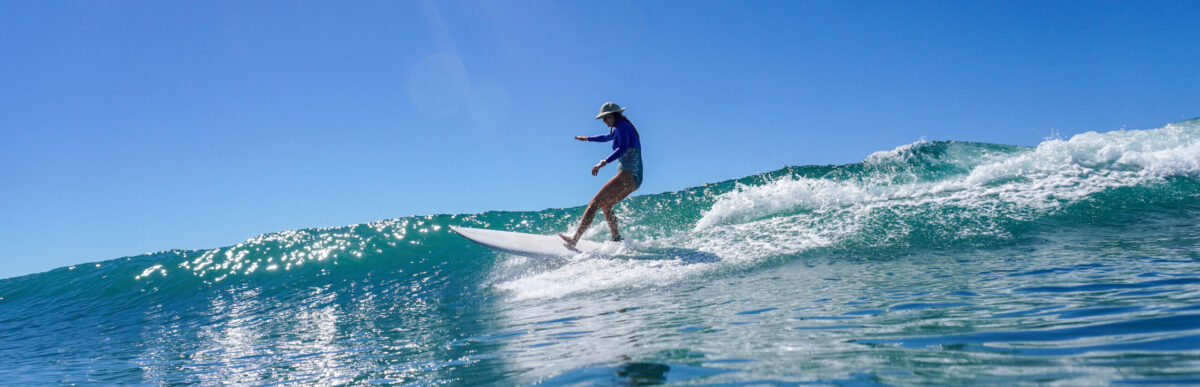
left=493, top=254, right=700, bottom=300
left=692, top=178, right=875, bottom=230
left=863, top=137, right=928, bottom=164
left=703, top=120, right=1200, bottom=230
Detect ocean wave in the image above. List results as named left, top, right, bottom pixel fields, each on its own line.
left=3, top=119, right=1198, bottom=303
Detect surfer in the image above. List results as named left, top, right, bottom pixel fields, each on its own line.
left=560, top=102, right=643, bottom=247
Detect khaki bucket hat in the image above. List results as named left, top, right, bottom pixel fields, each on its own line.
left=594, top=102, right=626, bottom=119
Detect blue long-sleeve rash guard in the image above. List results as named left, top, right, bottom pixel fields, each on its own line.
left=587, top=120, right=641, bottom=164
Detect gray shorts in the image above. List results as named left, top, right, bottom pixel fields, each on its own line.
left=617, top=147, right=643, bottom=188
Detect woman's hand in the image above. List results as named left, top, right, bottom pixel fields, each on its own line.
left=592, top=160, right=606, bottom=176
left=574, top=136, right=588, bottom=142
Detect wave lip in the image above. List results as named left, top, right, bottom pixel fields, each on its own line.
left=691, top=120, right=1200, bottom=261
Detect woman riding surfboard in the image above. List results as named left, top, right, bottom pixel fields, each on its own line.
left=560, top=102, right=643, bottom=247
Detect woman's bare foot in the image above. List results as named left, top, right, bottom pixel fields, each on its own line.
left=558, top=233, right=577, bottom=247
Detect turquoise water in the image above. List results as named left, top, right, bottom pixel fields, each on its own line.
left=2, top=120, right=1200, bottom=385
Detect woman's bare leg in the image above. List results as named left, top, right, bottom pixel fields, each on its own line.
left=560, top=171, right=636, bottom=246
left=601, top=206, right=619, bottom=240
left=600, top=171, right=639, bottom=241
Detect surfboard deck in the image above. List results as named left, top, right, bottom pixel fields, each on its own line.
left=450, top=226, right=605, bottom=259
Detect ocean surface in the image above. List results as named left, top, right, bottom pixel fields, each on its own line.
left=3, top=119, right=1200, bottom=385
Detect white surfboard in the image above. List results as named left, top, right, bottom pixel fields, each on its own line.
left=450, top=226, right=605, bottom=259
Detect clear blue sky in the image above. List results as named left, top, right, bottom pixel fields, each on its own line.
left=2, top=0, right=1197, bottom=279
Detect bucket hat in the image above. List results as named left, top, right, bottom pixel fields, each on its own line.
left=594, top=102, right=626, bottom=119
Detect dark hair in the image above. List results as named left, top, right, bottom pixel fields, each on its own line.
left=609, top=112, right=639, bottom=137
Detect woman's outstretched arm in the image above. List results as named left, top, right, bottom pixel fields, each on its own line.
left=585, top=130, right=615, bottom=142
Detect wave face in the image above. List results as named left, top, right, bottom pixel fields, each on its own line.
left=2, top=119, right=1199, bottom=385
